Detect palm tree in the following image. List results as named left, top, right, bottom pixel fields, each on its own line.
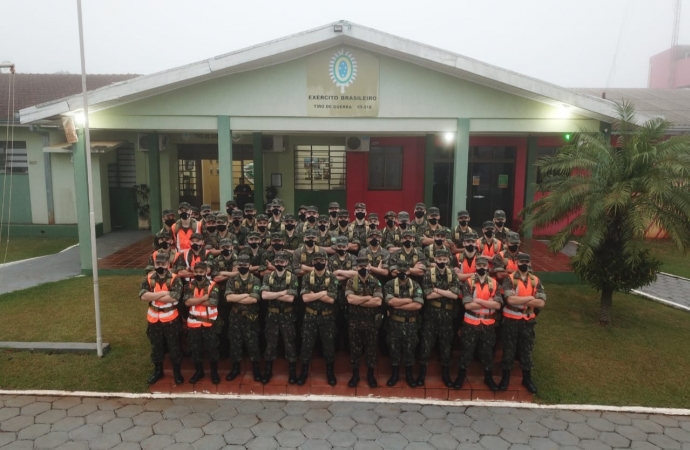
left=521, top=102, right=690, bottom=325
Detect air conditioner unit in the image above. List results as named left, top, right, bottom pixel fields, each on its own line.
left=261, top=135, right=284, bottom=152
left=345, top=136, right=370, bottom=152
left=137, top=134, right=168, bottom=152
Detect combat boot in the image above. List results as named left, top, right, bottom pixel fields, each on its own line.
left=189, top=363, right=205, bottom=384
left=484, top=370, right=499, bottom=391
left=497, top=369, right=511, bottom=391
left=288, top=362, right=297, bottom=385
left=172, top=363, right=184, bottom=385
left=296, top=364, right=309, bottom=386
left=252, top=361, right=262, bottom=382
left=226, top=361, right=241, bottom=381
left=441, top=365, right=453, bottom=388
left=405, top=366, right=417, bottom=388
left=367, top=368, right=377, bottom=388
left=326, top=363, right=337, bottom=386
left=522, top=370, right=538, bottom=394
left=453, top=369, right=466, bottom=390
left=262, top=361, right=273, bottom=385
left=147, top=363, right=164, bottom=385
left=210, top=362, right=220, bottom=385
left=386, top=366, right=399, bottom=387
left=348, top=369, right=360, bottom=388
left=416, top=365, right=427, bottom=387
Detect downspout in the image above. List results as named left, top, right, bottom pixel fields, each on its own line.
left=29, top=125, right=55, bottom=224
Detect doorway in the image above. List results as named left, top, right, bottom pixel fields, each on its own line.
left=432, top=162, right=454, bottom=228
left=466, top=146, right=515, bottom=227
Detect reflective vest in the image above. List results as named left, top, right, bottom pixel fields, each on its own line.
left=455, top=253, right=476, bottom=274
left=477, top=238, right=502, bottom=258
left=182, top=249, right=204, bottom=269
left=464, top=276, right=497, bottom=326
left=172, top=221, right=199, bottom=251
left=503, top=272, right=538, bottom=321
left=499, top=250, right=519, bottom=273
left=152, top=250, right=177, bottom=267
left=187, top=282, right=218, bottom=328
left=146, top=273, right=179, bottom=324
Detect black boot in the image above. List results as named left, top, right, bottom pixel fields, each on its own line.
left=296, top=364, right=309, bottom=386
left=288, top=362, right=297, bottom=385
left=484, top=370, right=499, bottom=391
left=348, top=369, right=360, bottom=388
left=367, top=368, right=377, bottom=388
left=441, top=365, right=453, bottom=388
left=386, top=366, right=399, bottom=387
left=262, top=361, right=273, bottom=385
left=326, top=363, right=337, bottom=386
left=189, top=363, right=205, bottom=384
left=252, top=361, right=262, bottom=382
left=147, top=363, right=164, bottom=385
left=416, top=365, right=427, bottom=387
left=226, top=361, right=241, bottom=381
left=172, top=364, right=184, bottom=385
left=522, top=370, right=537, bottom=394
left=453, top=369, right=466, bottom=390
left=405, top=366, right=417, bottom=388
left=497, top=369, right=511, bottom=391
left=210, top=362, right=220, bottom=385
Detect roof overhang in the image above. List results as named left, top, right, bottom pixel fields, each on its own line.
left=43, top=140, right=126, bottom=153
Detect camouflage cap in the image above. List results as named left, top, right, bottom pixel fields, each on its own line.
left=355, top=256, right=369, bottom=266
left=434, top=248, right=450, bottom=258
left=312, top=250, right=328, bottom=260
left=463, top=231, right=479, bottom=240
left=246, top=231, right=260, bottom=239
left=271, top=232, right=285, bottom=241
left=516, top=252, right=531, bottom=262
left=237, top=254, right=251, bottom=264
left=414, top=202, right=426, bottom=210
left=354, top=202, right=366, bottom=210
left=155, top=252, right=170, bottom=263
left=219, top=238, right=233, bottom=247
left=231, top=209, right=244, bottom=218
left=396, top=259, right=411, bottom=270
left=298, top=205, right=308, bottom=211
left=244, top=203, right=256, bottom=211
left=205, top=214, right=217, bottom=222
left=433, top=228, right=449, bottom=237
left=368, top=213, right=379, bottom=220
left=457, top=210, right=470, bottom=218
left=335, top=236, right=349, bottom=246
left=384, top=211, right=396, bottom=219
left=328, top=202, right=340, bottom=208
left=367, top=229, right=382, bottom=238
left=256, top=214, right=269, bottom=222
left=178, top=202, right=192, bottom=210
left=284, top=213, right=296, bottom=221
left=215, top=215, right=228, bottom=224
left=190, top=206, right=199, bottom=213
left=482, top=221, right=496, bottom=229
left=274, top=250, right=290, bottom=262
left=304, top=228, right=318, bottom=238
left=162, top=209, right=175, bottom=216
left=306, top=205, right=319, bottom=213
left=191, top=232, right=204, bottom=240
left=156, top=230, right=171, bottom=239
left=475, top=255, right=490, bottom=265
left=200, top=204, right=212, bottom=212
left=494, top=210, right=507, bottom=219
left=225, top=200, right=237, bottom=207
left=427, top=207, right=440, bottom=215
left=318, top=214, right=329, bottom=222
left=273, top=198, right=284, bottom=207
left=193, top=261, right=209, bottom=270
left=401, top=229, right=416, bottom=238
left=506, top=232, right=521, bottom=244
left=398, top=211, right=410, bottom=220
left=337, top=209, right=350, bottom=217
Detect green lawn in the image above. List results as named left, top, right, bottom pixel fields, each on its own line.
left=0, top=275, right=689, bottom=406
left=0, top=236, right=78, bottom=264
left=644, top=239, right=690, bottom=279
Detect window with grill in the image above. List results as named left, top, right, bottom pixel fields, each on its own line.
left=108, top=148, right=136, bottom=188
left=0, top=141, right=28, bottom=174
left=178, top=159, right=198, bottom=198
left=294, top=145, right=346, bottom=190
left=369, top=147, right=402, bottom=190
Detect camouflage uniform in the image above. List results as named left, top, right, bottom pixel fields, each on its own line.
left=206, top=215, right=239, bottom=250
left=261, top=259, right=300, bottom=362
left=423, top=242, right=453, bottom=266
left=299, top=256, right=339, bottom=364
left=384, top=269, right=424, bottom=367
left=296, top=205, right=319, bottom=235
left=329, top=237, right=357, bottom=351
left=345, top=263, right=383, bottom=369
left=389, top=246, right=427, bottom=275
left=351, top=202, right=369, bottom=237
left=208, top=239, right=238, bottom=357
left=264, top=232, right=288, bottom=266
left=317, top=215, right=336, bottom=248
left=229, top=210, right=249, bottom=247
left=255, top=214, right=272, bottom=250
left=239, top=232, right=268, bottom=275
left=410, top=202, right=428, bottom=240
left=268, top=199, right=285, bottom=233
left=145, top=231, right=178, bottom=274
left=330, top=210, right=364, bottom=252
left=139, top=270, right=184, bottom=364
left=241, top=203, right=258, bottom=232
left=358, top=242, right=390, bottom=280
left=477, top=221, right=503, bottom=259
left=225, top=269, right=262, bottom=363
left=281, top=214, right=303, bottom=251
left=328, top=202, right=340, bottom=231
left=450, top=210, right=474, bottom=250
left=492, top=232, right=522, bottom=278
left=493, top=210, right=511, bottom=243
left=382, top=225, right=403, bottom=251
left=184, top=277, right=221, bottom=364
left=460, top=270, right=503, bottom=371
left=291, top=229, right=323, bottom=273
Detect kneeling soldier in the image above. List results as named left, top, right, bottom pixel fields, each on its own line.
left=225, top=254, right=263, bottom=382
left=455, top=255, right=502, bottom=390
left=384, top=259, right=424, bottom=388
left=184, top=262, right=222, bottom=384
left=345, top=257, right=383, bottom=388
left=139, top=252, right=184, bottom=385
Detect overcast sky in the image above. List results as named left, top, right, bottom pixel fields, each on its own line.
left=0, top=0, right=686, bottom=88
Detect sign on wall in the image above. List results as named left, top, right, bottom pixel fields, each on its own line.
left=307, top=47, right=379, bottom=117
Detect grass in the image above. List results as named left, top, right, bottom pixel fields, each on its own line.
left=0, top=236, right=78, bottom=264
left=0, top=275, right=689, bottom=406
left=644, top=239, right=690, bottom=279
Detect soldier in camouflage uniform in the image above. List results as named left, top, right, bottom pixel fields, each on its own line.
left=260, top=251, right=300, bottom=385
left=160, top=208, right=177, bottom=236
left=455, top=255, right=502, bottom=391
left=242, top=203, right=258, bottom=231
left=493, top=209, right=512, bottom=243
left=453, top=231, right=479, bottom=281
left=451, top=210, right=474, bottom=254
left=292, top=228, right=322, bottom=276
left=367, top=213, right=379, bottom=231
left=329, top=236, right=357, bottom=352
left=145, top=231, right=178, bottom=274
left=256, top=214, right=272, bottom=249
left=184, top=261, right=222, bottom=384
left=268, top=199, right=285, bottom=233
left=498, top=252, right=545, bottom=394
left=351, top=202, right=368, bottom=236
left=423, top=228, right=452, bottom=268
left=345, top=257, right=383, bottom=388
left=477, top=221, right=503, bottom=259
left=384, top=259, right=424, bottom=388
left=358, top=229, right=390, bottom=280
left=297, top=250, right=339, bottom=386
left=418, top=248, right=462, bottom=388
left=330, top=209, right=363, bottom=254
left=316, top=215, right=336, bottom=254
left=382, top=211, right=402, bottom=252
left=239, top=231, right=268, bottom=276
left=411, top=202, right=428, bottom=239
left=327, top=202, right=340, bottom=231
left=200, top=210, right=216, bottom=242
left=229, top=209, right=248, bottom=248
left=174, top=232, right=210, bottom=280
left=419, top=207, right=446, bottom=246
left=492, top=232, right=522, bottom=281
left=389, top=229, right=426, bottom=279
left=281, top=214, right=302, bottom=253
left=225, top=199, right=237, bottom=219
left=206, top=214, right=239, bottom=256
left=210, top=237, right=238, bottom=358
left=139, top=252, right=184, bottom=385
left=297, top=204, right=308, bottom=225
left=225, top=254, right=263, bottom=382
left=264, top=232, right=287, bottom=271
left=297, top=205, right=319, bottom=234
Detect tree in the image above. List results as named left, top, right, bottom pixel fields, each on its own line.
left=521, top=102, right=690, bottom=325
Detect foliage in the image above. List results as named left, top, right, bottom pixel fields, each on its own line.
left=133, top=184, right=150, bottom=220
left=265, top=185, right=278, bottom=203
left=521, top=101, right=690, bottom=324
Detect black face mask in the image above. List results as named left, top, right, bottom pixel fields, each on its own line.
left=518, top=264, right=530, bottom=273
left=339, top=220, right=349, bottom=228
left=434, top=239, right=444, bottom=247
left=155, top=267, right=166, bottom=275
left=191, top=243, right=201, bottom=252
left=305, top=240, right=315, bottom=247
left=194, top=274, right=204, bottom=282
left=485, top=231, right=494, bottom=238
left=508, top=245, right=519, bottom=253
left=314, top=262, right=326, bottom=271
left=272, top=243, right=283, bottom=251
left=355, top=212, right=366, bottom=220
left=318, top=224, right=327, bottom=232
left=258, top=226, right=267, bottom=233
left=248, top=242, right=259, bottom=249
left=285, top=223, right=296, bottom=231
left=465, top=245, right=475, bottom=253
left=164, top=218, right=176, bottom=227
left=336, top=249, right=346, bottom=256
left=238, top=266, right=250, bottom=275
left=307, top=216, right=316, bottom=223
left=436, top=262, right=447, bottom=270
left=369, top=224, right=377, bottom=230
left=245, top=214, right=254, bottom=221
left=370, top=239, right=380, bottom=247
left=217, top=225, right=227, bottom=232
left=397, top=272, right=408, bottom=280
left=226, top=208, right=234, bottom=215
left=495, top=221, right=505, bottom=228
left=429, top=218, right=438, bottom=225
left=272, top=208, right=280, bottom=216
left=232, top=219, right=241, bottom=227
left=386, top=219, right=395, bottom=228
left=358, top=268, right=368, bottom=277
left=206, top=226, right=217, bottom=233
left=399, top=222, right=408, bottom=230
left=476, top=268, right=487, bottom=276
left=414, top=211, right=425, bottom=219
left=329, top=211, right=338, bottom=218
left=458, top=220, right=468, bottom=227
left=221, top=249, right=231, bottom=257
left=180, top=212, right=190, bottom=220
left=403, top=240, right=413, bottom=248
left=159, top=242, right=170, bottom=250
left=274, top=264, right=286, bottom=272
left=298, top=213, right=307, bottom=222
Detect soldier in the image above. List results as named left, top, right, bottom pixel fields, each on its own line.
left=190, top=206, right=201, bottom=221
left=242, top=203, right=258, bottom=231
left=389, top=229, right=426, bottom=279
left=292, top=228, right=322, bottom=276
left=229, top=209, right=248, bottom=248
left=139, top=252, right=184, bottom=385
left=206, top=214, right=239, bottom=256
left=297, top=205, right=319, bottom=234
left=184, top=261, right=222, bottom=384
left=351, top=203, right=368, bottom=236
left=493, top=210, right=512, bottom=243
left=282, top=213, right=302, bottom=252
left=256, top=214, right=272, bottom=249
left=331, top=210, right=362, bottom=253
left=455, top=255, right=502, bottom=390
left=384, top=259, right=424, bottom=388
left=145, top=231, right=178, bottom=274
left=453, top=231, right=479, bottom=281
left=297, top=205, right=308, bottom=224
left=264, top=232, right=287, bottom=271
left=397, top=211, right=422, bottom=248
left=367, top=213, right=379, bottom=231
left=329, top=236, right=357, bottom=352
left=358, top=229, right=390, bottom=280
left=199, top=204, right=213, bottom=234
left=451, top=210, right=474, bottom=254
left=411, top=202, right=428, bottom=237
left=382, top=211, right=401, bottom=252
left=297, top=250, right=339, bottom=386
left=477, top=221, right=503, bottom=258
left=171, top=202, right=200, bottom=252
left=160, top=209, right=177, bottom=235
left=225, top=254, right=263, bottom=382
left=345, top=257, right=383, bottom=388
left=493, top=232, right=521, bottom=280
left=418, top=248, right=461, bottom=387
left=174, top=232, right=209, bottom=280
left=268, top=199, right=285, bottom=232
left=201, top=213, right=218, bottom=246
left=327, top=202, right=340, bottom=231
left=260, top=251, right=300, bottom=385
left=239, top=231, right=268, bottom=276
left=225, top=199, right=238, bottom=219
left=498, top=253, right=545, bottom=394
left=210, top=237, right=238, bottom=358
left=317, top=214, right=336, bottom=253
left=423, top=228, right=452, bottom=267
left=420, top=207, right=445, bottom=246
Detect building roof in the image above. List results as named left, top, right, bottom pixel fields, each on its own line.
left=572, top=88, right=690, bottom=131
left=18, top=21, right=648, bottom=125
left=0, top=73, right=138, bottom=121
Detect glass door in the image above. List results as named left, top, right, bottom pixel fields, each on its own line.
left=467, top=146, right=516, bottom=227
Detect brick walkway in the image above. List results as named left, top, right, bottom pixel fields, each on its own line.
left=98, top=238, right=152, bottom=270
left=0, top=395, right=688, bottom=450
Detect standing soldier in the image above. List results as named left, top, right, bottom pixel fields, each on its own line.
left=264, top=232, right=287, bottom=272
left=359, top=229, right=390, bottom=280
left=423, top=229, right=452, bottom=267
left=260, top=251, right=300, bottom=385
left=418, top=249, right=461, bottom=388
left=453, top=231, right=479, bottom=281
left=367, top=213, right=379, bottom=231
left=175, top=233, right=210, bottom=280
left=160, top=209, right=177, bottom=236
left=329, top=236, right=357, bottom=352
left=351, top=203, right=368, bottom=236
left=282, top=213, right=302, bottom=253
left=382, top=211, right=401, bottom=252
left=225, top=200, right=237, bottom=220
left=292, top=229, right=322, bottom=276
left=327, top=202, right=340, bottom=231
left=477, top=221, right=503, bottom=259
left=493, top=232, right=521, bottom=280
left=139, top=252, right=184, bottom=385
left=184, top=262, right=221, bottom=384
left=297, top=205, right=319, bottom=234
left=242, top=203, right=258, bottom=231
left=229, top=209, right=248, bottom=248
left=420, top=207, right=445, bottom=246
left=297, top=250, right=339, bottom=386
left=146, top=231, right=178, bottom=274
left=455, top=255, right=502, bottom=390
left=345, top=257, right=383, bottom=388
left=450, top=210, right=474, bottom=254
left=256, top=214, right=272, bottom=249
left=225, top=254, right=263, bottom=382
left=171, top=202, right=200, bottom=252
left=207, top=214, right=239, bottom=255
left=331, top=210, right=362, bottom=254
left=297, top=205, right=308, bottom=225
left=317, top=215, right=336, bottom=254
left=389, top=229, right=426, bottom=279
left=411, top=203, right=428, bottom=237
left=190, top=206, right=201, bottom=221
left=210, top=237, right=238, bottom=358
left=384, top=259, right=424, bottom=388
left=268, top=199, right=285, bottom=232
left=498, top=253, right=545, bottom=394
left=239, top=231, right=268, bottom=277
left=199, top=204, right=214, bottom=234
left=493, top=210, right=511, bottom=243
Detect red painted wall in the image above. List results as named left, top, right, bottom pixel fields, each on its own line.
left=346, top=136, right=425, bottom=217
left=531, top=136, right=573, bottom=237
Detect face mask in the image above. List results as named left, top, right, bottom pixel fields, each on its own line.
left=403, top=240, right=413, bottom=248
left=508, top=245, right=519, bottom=253
left=436, top=262, right=447, bottom=270
left=217, top=225, right=227, bottom=232
left=370, top=239, right=380, bottom=247
left=458, top=220, right=468, bottom=227
left=495, top=221, right=505, bottom=228
left=258, top=226, right=267, bottom=233
left=369, top=224, right=377, bottom=230
left=221, top=249, right=231, bottom=257
left=159, top=242, right=170, bottom=250
left=298, top=213, right=307, bottom=221
left=339, top=220, right=349, bottom=228
left=155, top=267, right=166, bottom=275
left=245, top=214, right=254, bottom=221
left=434, top=239, right=444, bottom=247
left=318, top=224, right=327, bottom=232
left=238, top=266, right=250, bottom=275
left=414, top=211, right=425, bottom=219
left=485, top=231, right=494, bottom=238
left=191, top=243, right=201, bottom=251
left=232, top=219, right=241, bottom=227
left=164, top=218, right=176, bottom=227
left=272, top=243, right=283, bottom=251
left=336, top=249, right=346, bottom=256
left=314, top=262, right=326, bottom=271
left=518, top=264, right=529, bottom=273
left=226, top=208, right=234, bottom=215
left=465, top=245, right=475, bottom=253
left=272, top=208, right=281, bottom=216
left=429, top=218, right=438, bottom=225
left=476, top=268, right=487, bottom=276
left=305, top=239, right=315, bottom=247
left=355, top=212, right=366, bottom=220
left=358, top=268, right=368, bottom=277
left=206, top=226, right=217, bottom=233
left=274, top=264, right=285, bottom=272
left=194, top=274, right=204, bottom=282
left=179, top=212, right=190, bottom=220
left=248, top=242, right=259, bottom=249
left=399, top=222, right=408, bottom=230
left=386, top=219, right=395, bottom=228
left=397, top=272, right=408, bottom=280
left=307, top=216, right=316, bottom=223
left=285, top=223, right=296, bottom=231
left=329, top=211, right=338, bottom=218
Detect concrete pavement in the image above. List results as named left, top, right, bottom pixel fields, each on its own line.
left=634, top=273, right=690, bottom=312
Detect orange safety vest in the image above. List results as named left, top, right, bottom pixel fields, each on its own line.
left=503, top=272, right=538, bottom=321
left=187, top=282, right=218, bottom=328
left=477, top=238, right=502, bottom=258
left=182, top=249, right=204, bottom=270
left=499, top=250, right=519, bottom=273
left=464, top=276, right=497, bottom=326
left=146, top=273, right=179, bottom=324
left=455, top=253, right=476, bottom=274
left=172, top=222, right=197, bottom=252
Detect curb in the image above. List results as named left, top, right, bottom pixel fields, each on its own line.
left=659, top=271, right=690, bottom=282
left=632, top=289, right=690, bottom=313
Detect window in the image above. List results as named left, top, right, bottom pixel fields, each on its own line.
left=369, top=147, right=402, bottom=190
left=535, top=147, right=558, bottom=184
left=0, top=141, right=28, bottom=174
left=108, top=148, right=136, bottom=188
left=294, top=145, right=346, bottom=190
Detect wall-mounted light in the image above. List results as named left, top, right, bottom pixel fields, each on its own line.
left=334, top=24, right=343, bottom=32
left=74, top=112, right=86, bottom=126
left=443, top=132, right=455, bottom=144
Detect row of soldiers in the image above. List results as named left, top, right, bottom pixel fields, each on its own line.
left=139, top=200, right=545, bottom=393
